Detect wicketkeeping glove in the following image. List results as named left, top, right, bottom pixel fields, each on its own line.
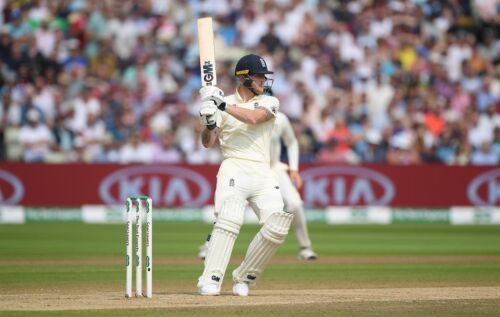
left=199, top=86, right=227, bottom=111
left=199, top=100, right=218, bottom=130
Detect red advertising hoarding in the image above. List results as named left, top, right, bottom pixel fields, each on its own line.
left=0, top=163, right=499, bottom=207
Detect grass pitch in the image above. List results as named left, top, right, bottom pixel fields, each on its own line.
left=0, top=223, right=499, bottom=316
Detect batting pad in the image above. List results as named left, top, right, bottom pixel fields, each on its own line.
left=198, top=197, right=245, bottom=289
left=232, top=211, right=294, bottom=285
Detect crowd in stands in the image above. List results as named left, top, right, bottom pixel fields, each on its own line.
left=0, top=0, right=499, bottom=165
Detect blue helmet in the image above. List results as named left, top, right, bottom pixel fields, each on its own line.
left=234, top=54, right=274, bottom=76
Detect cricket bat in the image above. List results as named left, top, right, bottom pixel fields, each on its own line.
left=197, top=17, right=217, bottom=87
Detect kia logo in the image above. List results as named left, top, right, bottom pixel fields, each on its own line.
left=301, top=166, right=395, bottom=206
left=0, top=169, right=24, bottom=205
left=467, top=169, right=500, bottom=206
left=99, top=166, right=212, bottom=207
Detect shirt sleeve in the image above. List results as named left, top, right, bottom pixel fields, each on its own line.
left=280, top=114, right=299, bottom=171
left=254, top=96, right=279, bottom=117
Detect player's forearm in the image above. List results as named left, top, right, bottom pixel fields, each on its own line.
left=289, top=170, right=303, bottom=189
left=201, top=127, right=217, bottom=148
left=225, top=105, right=270, bottom=124
left=287, top=139, right=300, bottom=171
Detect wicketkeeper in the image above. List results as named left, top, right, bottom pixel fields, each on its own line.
left=197, top=54, right=293, bottom=296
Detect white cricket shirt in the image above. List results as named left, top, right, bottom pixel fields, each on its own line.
left=216, top=90, right=279, bottom=165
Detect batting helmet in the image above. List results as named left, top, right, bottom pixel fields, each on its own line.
left=234, top=54, right=273, bottom=76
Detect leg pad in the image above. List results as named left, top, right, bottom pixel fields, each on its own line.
left=197, top=197, right=246, bottom=289
left=232, top=211, right=294, bottom=285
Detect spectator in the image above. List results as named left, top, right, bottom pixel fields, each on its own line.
left=491, top=127, right=500, bottom=158
left=324, top=116, right=353, bottom=155
left=259, top=23, right=283, bottom=54
left=80, top=113, right=108, bottom=162
left=18, top=109, right=54, bottom=162
left=470, top=142, right=499, bottom=165
left=475, top=78, right=498, bottom=113
left=51, top=114, right=75, bottom=160
left=68, top=86, right=100, bottom=134
left=386, top=139, right=421, bottom=165
left=152, top=132, right=183, bottom=164
left=34, top=18, right=56, bottom=58
left=63, top=41, right=87, bottom=72
left=435, top=128, right=457, bottom=164
left=362, top=129, right=388, bottom=163
left=119, top=132, right=154, bottom=164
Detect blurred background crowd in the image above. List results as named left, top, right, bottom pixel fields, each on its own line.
left=0, top=0, right=499, bottom=165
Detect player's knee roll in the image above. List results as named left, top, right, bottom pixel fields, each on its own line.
left=214, top=196, right=246, bottom=235
left=260, top=211, right=294, bottom=244
left=214, top=217, right=241, bottom=235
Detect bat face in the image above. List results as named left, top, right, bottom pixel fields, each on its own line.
left=197, top=17, right=217, bottom=87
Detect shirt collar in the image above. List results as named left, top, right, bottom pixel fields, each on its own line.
left=235, top=88, right=260, bottom=103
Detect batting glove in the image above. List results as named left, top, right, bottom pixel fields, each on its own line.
left=199, top=100, right=218, bottom=130
left=199, top=86, right=227, bottom=111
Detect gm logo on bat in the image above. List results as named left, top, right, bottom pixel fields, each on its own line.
left=203, top=61, right=214, bottom=86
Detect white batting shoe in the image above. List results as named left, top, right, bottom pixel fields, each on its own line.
left=198, top=283, right=219, bottom=296
left=232, top=282, right=249, bottom=296
left=298, top=247, right=318, bottom=260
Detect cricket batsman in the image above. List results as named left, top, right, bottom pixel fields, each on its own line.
left=198, top=111, right=318, bottom=261
left=197, top=54, right=293, bottom=296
